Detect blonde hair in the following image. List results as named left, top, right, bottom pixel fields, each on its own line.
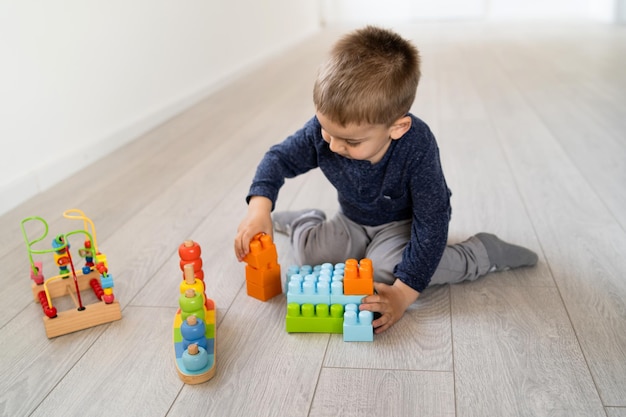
left=313, top=26, right=420, bottom=127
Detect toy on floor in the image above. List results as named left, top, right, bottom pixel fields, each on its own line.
left=173, top=240, right=216, bottom=384
left=20, top=209, right=122, bottom=338
left=243, top=233, right=282, bottom=301
left=286, top=259, right=374, bottom=342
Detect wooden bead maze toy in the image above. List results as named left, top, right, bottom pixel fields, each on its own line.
left=20, top=209, right=122, bottom=338
left=173, top=240, right=216, bottom=384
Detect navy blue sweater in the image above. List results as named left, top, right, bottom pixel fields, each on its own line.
left=247, top=114, right=451, bottom=292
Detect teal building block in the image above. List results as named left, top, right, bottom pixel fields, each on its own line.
left=286, top=303, right=344, bottom=333
left=287, top=274, right=331, bottom=305
left=287, top=263, right=342, bottom=282
left=287, top=263, right=367, bottom=306
left=343, top=304, right=374, bottom=342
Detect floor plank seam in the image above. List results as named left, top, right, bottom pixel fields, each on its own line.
left=483, top=35, right=614, bottom=409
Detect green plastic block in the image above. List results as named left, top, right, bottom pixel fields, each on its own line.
left=286, top=303, right=344, bottom=333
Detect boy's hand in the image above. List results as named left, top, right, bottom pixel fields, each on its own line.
left=359, top=279, right=420, bottom=334
left=234, top=196, right=273, bottom=262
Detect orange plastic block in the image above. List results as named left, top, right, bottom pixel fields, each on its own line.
left=243, top=234, right=278, bottom=270
left=245, top=263, right=280, bottom=287
left=343, top=258, right=374, bottom=295
left=246, top=278, right=282, bottom=301
left=244, top=234, right=282, bottom=301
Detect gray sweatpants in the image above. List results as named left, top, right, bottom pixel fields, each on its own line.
left=291, top=211, right=491, bottom=288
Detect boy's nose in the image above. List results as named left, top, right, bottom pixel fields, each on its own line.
left=328, top=137, right=343, bottom=153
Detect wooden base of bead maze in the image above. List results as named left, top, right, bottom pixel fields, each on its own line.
left=33, top=270, right=122, bottom=339
left=43, top=300, right=122, bottom=339
left=173, top=298, right=217, bottom=384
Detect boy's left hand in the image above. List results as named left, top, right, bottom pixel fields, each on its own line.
left=359, top=279, right=420, bottom=334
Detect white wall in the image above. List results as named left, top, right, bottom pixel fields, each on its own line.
left=489, top=0, right=615, bottom=20
left=616, top=0, right=626, bottom=22
left=320, top=0, right=619, bottom=23
left=320, top=0, right=485, bottom=23
left=0, top=0, right=320, bottom=215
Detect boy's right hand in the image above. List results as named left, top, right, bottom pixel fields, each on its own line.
left=234, top=196, right=273, bottom=262
left=359, top=280, right=420, bottom=334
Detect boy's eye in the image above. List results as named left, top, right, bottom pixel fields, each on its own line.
left=345, top=140, right=360, bottom=147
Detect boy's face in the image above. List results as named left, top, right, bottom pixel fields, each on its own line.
left=316, top=112, right=411, bottom=164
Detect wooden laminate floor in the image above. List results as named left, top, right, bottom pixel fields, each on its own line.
left=1, top=21, right=625, bottom=417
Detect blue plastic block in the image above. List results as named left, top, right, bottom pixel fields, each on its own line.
left=287, top=274, right=331, bottom=305
left=286, top=264, right=313, bottom=280
left=286, top=265, right=301, bottom=280
left=343, top=304, right=374, bottom=342
left=329, top=281, right=367, bottom=306
left=287, top=263, right=342, bottom=281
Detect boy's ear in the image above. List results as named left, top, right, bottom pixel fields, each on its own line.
left=389, top=116, right=412, bottom=140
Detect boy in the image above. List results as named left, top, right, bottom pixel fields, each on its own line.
left=234, top=26, right=537, bottom=334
